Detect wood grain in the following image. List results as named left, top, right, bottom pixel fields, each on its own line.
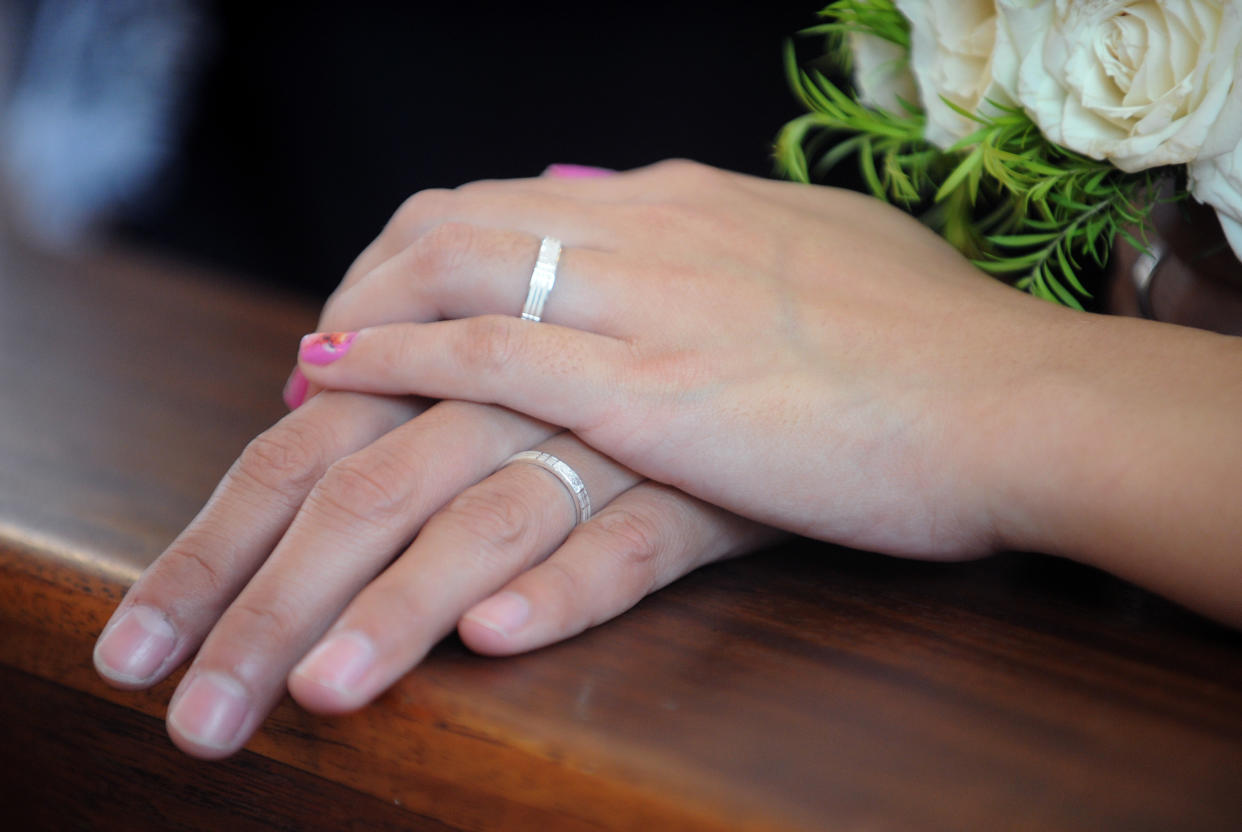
left=0, top=664, right=455, bottom=832
left=2, top=234, right=1242, bottom=830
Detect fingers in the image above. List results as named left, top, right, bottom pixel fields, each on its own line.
left=460, top=484, right=781, bottom=656
left=333, top=187, right=621, bottom=300
left=94, top=392, right=421, bottom=690
left=330, top=159, right=745, bottom=300
left=287, top=433, right=642, bottom=713
left=320, top=225, right=636, bottom=336
left=309, top=159, right=758, bottom=389
left=296, top=319, right=633, bottom=442
left=161, top=401, right=555, bottom=757
left=293, top=172, right=653, bottom=410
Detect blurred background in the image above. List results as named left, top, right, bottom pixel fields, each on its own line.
left=0, top=0, right=810, bottom=295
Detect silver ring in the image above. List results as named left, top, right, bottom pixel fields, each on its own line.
left=1131, top=240, right=1167, bottom=321
left=520, top=237, right=562, bottom=322
left=502, top=450, right=592, bottom=525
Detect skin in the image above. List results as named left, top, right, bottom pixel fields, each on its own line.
left=298, top=162, right=1242, bottom=621
left=92, top=164, right=774, bottom=760
left=96, top=160, right=1242, bottom=761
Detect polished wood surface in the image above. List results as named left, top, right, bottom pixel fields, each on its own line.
left=2, top=235, right=1242, bottom=831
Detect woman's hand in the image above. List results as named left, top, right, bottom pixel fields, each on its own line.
left=298, top=160, right=1044, bottom=556
left=92, top=166, right=776, bottom=759
left=297, top=161, right=1242, bottom=625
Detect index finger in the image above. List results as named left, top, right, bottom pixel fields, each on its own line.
left=93, top=392, right=420, bottom=689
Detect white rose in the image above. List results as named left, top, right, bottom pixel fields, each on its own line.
left=997, top=0, right=1242, bottom=173
left=895, top=0, right=1017, bottom=148
left=850, top=30, right=920, bottom=113
left=1190, top=142, right=1242, bottom=263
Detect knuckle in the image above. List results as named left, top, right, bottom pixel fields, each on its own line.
left=460, top=315, right=518, bottom=374
left=390, top=188, right=455, bottom=237
left=409, top=221, right=477, bottom=278
left=308, top=450, right=417, bottom=527
left=233, top=424, right=328, bottom=505
left=439, top=488, right=540, bottom=559
left=225, top=595, right=302, bottom=648
left=591, top=505, right=666, bottom=572
left=154, top=538, right=228, bottom=599
left=652, top=158, right=721, bottom=190
left=453, top=178, right=505, bottom=196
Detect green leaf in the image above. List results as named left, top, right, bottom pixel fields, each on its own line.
left=775, top=2, right=1162, bottom=308
left=934, top=146, right=983, bottom=203
left=1055, top=242, right=1089, bottom=297
left=987, top=232, right=1061, bottom=247
left=858, top=137, right=884, bottom=197
left=1042, top=263, right=1084, bottom=310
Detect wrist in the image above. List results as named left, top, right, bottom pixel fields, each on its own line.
left=982, top=312, right=1242, bottom=624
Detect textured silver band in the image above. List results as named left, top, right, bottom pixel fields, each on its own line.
left=520, top=237, right=562, bottom=322
left=501, top=450, right=592, bottom=525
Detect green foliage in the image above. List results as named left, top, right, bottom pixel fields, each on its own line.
left=775, top=1, right=1172, bottom=308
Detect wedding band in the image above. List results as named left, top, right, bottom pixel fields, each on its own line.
left=520, top=236, right=562, bottom=322
left=502, top=450, right=592, bottom=525
left=1132, top=240, right=1166, bottom=321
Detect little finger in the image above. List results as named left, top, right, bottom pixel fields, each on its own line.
left=461, top=483, right=780, bottom=655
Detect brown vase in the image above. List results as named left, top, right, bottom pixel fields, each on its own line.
left=1106, top=195, right=1242, bottom=335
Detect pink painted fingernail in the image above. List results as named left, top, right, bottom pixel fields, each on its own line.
left=94, top=604, right=176, bottom=684
left=544, top=163, right=616, bottom=179
left=168, top=672, right=249, bottom=750
left=292, top=631, right=375, bottom=694
left=300, top=331, right=356, bottom=365
left=465, top=591, right=531, bottom=636
left=282, top=367, right=308, bottom=409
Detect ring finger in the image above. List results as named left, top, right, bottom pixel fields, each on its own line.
left=288, top=432, right=643, bottom=713
left=335, top=187, right=621, bottom=300
left=321, top=225, right=635, bottom=336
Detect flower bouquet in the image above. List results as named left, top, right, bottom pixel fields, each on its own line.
left=777, top=0, right=1242, bottom=309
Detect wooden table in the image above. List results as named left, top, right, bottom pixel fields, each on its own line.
left=2, top=233, right=1241, bottom=831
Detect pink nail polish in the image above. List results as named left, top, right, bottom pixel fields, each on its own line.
left=94, top=604, right=176, bottom=684
left=168, top=672, right=249, bottom=750
left=282, top=367, right=308, bottom=409
left=292, top=631, right=375, bottom=694
left=544, top=163, right=616, bottom=179
left=300, top=331, right=356, bottom=366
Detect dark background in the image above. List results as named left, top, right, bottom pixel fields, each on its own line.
left=114, top=2, right=814, bottom=294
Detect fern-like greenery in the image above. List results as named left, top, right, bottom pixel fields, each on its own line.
left=775, top=0, right=1173, bottom=309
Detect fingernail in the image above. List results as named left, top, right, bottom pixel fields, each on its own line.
left=291, top=631, right=375, bottom=694
left=465, top=591, right=531, bottom=636
left=282, top=367, right=308, bottom=409
left=168, top=672, right=249, bottom=750
left=94, top=604, right=176, bottom=684
left=300, top=331, right=356, bottom=366
left=543, top=163, right=616, bottom=179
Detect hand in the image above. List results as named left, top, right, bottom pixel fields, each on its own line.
left=294, top=160, right=1242, bottom=627
left=296, top=160, right=1045, bottom=556
left=93, top=168, right=775, bottom=759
